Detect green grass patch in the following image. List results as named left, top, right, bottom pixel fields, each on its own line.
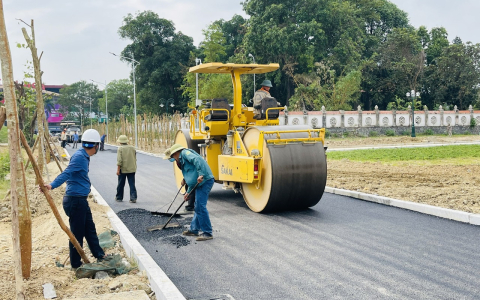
left=0, top=126, right=7, bottom=143
left=328, top=145, right=480, bottom=162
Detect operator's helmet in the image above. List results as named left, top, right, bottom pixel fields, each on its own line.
left=82, top=129, right=101, bottom=148
left=260, top=80, right=273, bottom=87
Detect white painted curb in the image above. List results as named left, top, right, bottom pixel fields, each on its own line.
left=325, top=187, right=480, bottom=226
left=91, top=186, right=186, bottom=300
left=105, top=143, right=163, bottom=158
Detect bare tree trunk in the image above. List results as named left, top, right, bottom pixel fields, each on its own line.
left=22, top=20, right=46, bottom=180
left=0, top=1, right=31, bottom=297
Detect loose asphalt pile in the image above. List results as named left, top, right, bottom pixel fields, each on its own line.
left=116, top=208, right=193, bottom=248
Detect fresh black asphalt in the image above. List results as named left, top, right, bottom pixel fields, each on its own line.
left=67, top=145, right=480, bottom=300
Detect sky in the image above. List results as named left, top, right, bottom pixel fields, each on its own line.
left=2, top=0, right=479, bottom=87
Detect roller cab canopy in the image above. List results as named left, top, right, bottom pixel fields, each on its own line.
left=189, top=63, right=280, bottom=75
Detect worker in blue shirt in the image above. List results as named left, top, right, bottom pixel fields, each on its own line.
left=100, top=134, right=106, bottom=151
left=164, top=144, right=215, bottom=241
left=43, top=129, right=106, bottom=269
left=72, top=132, right=79, bottom=149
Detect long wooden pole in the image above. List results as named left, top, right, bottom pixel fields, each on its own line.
left=24, top=136, right=39, bottom=170
left=43, top=131, right=63, bottom=172
left=20, top=131, right=90, bottom=264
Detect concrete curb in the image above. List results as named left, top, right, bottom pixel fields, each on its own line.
left=91, top=186, right=186, bottom=300
left=105, top=143, right=162, bottom=158
left=325, top=187, right=480, bottom=226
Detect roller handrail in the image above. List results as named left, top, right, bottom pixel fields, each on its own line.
left=204, top=108, right=230, bottom=121
left=265, top=107, right=285, bottom=121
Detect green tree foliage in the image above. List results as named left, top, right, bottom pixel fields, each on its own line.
left=118, top=2, right=480, bottom=113
left=424, top=42, right=480, bottom=109
left=289, top=62, right=361, bottom=111
left=361, top=27, right=425, bottom=110
left=200, top=23, right=227, bottom=63
left=97, top=79, right=133, bottom=118
left=118, top=11, right=195, bottom=114
left=242, top=0, right=409, bottom=106
left=425, top=27, right=449, bottom=65
left=182, top=23, right=233, bottom=104
left=58, top=81, right=100, bottom=126
left=213, top=15, right=247, bottom=59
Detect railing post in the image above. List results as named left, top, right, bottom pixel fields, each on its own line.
left=357, top=105, right=362, bottom=127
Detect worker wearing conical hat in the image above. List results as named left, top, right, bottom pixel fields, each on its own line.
left=253, top=79, right=273, bottom=119
left=115, top=135, right=137, bottom=203
left=164, top=144, right=215, bottom=241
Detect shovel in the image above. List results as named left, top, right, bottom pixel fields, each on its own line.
left=150, top=183, right=185, bottom=217
left=147, top=182, right=199, bottom=232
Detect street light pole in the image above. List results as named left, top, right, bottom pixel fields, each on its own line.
left=195, top=58, right=201, bottom=106
left=406, top=90, right=420, bottom=138
left=248, top=53, right=256, bottom=96
left=90, top=79, right=109, bottom=142
left=89, top=98, right=93, bottom=129
left=110, top=52, right=140, bottom=148
left=160, top=98, right=175, bottom=114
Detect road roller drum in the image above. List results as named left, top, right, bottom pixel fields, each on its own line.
left=241, top=125, right=327, bottom=212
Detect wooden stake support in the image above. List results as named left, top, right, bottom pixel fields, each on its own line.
left=20, top=131, right=90, bottom=264
left=44, top=131, right=63, bottom=172
left=24, top=136, right=39, bottom=171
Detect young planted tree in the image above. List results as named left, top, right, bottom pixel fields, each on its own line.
left=0, top=1, right=31, bottom=298
left=20, top=19, right=47, bottom=179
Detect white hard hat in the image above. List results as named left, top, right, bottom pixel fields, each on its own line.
left=82, top=129, right=101, bottom=144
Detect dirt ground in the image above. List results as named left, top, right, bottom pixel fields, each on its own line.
left=325, top=135, right=480, bottom=214
left=0, top=146, right=154, bottom=300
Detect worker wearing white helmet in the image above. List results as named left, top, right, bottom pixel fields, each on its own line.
left=43, top=129, right=106, bottom=269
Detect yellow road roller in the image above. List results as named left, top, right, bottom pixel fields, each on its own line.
left=173, top=63, right=327, bottom=212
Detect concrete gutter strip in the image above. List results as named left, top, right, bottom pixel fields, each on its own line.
left=325, top=187, right=480, bottom=226
left=91, top=186, right=186, bottom=300
left=105, top=143, right=162, bottom=158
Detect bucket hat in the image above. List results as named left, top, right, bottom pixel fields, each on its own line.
left=117, top=135, right=128, bottom=143
left=163, top=144, right=186, bottom=159
left=260, top=80, right=273, bottom=87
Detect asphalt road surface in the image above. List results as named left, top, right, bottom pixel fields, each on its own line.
left=67, top=145, right=480, bottom=300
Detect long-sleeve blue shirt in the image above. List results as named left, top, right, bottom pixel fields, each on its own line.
left=179, top=149, right=214, bottom=193
left=50, top=148, right=91, bottom=196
